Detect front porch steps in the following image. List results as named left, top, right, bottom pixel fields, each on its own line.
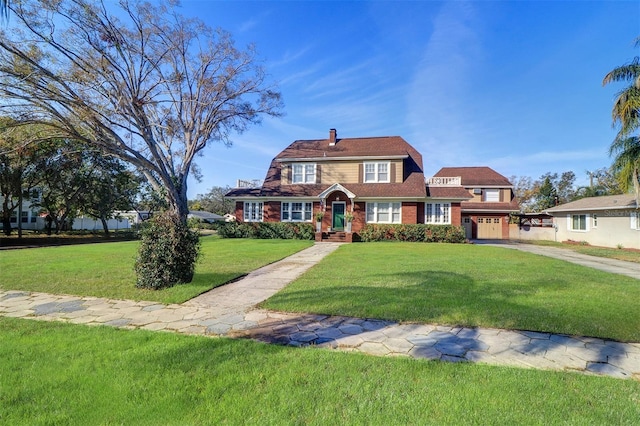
left=316, top=231, right=352, bottom=243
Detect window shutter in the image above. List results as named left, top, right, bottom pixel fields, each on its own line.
left=632, top=211, right=638, bottom=230
left=585, top=213, right=590, bottom=231
left=286, top=164, right=291, bottom=184
left=316, top=164, right=321, bottom=184
left=358, top=163, right=363, bottom=183
left=390, top=163, right=396, bottom=183
left=567, top=214, right=571, bottom=230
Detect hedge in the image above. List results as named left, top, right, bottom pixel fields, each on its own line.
left=217, top=222, right=315, bottom=240
left=359, top=224, right=466, bottom=243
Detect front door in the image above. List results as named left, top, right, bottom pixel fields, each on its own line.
left=332, top=202, right=345, bottom=231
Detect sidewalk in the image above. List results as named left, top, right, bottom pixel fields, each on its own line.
left=1, top=242, right=639, bottom=380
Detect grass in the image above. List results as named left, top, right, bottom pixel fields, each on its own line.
left=262, top=243, right=640, bottom=342
left=1, top=317, right=639, bottom=425
left=0, top=236, right=313, bottom=304
left=521, top=239, right=640, bottom=263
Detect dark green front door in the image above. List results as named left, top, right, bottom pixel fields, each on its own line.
left=332, top=203, right=345, bottom=231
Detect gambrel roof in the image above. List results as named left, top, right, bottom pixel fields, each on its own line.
left=227, top=132, right=427, bottom=199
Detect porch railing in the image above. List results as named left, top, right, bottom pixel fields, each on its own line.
left=425, top=176, right=461, bottom=186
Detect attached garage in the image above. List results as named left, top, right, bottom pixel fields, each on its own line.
left=477, top=217, right=502, bottom=239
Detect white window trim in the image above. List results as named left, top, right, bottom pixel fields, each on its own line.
left=366, top=202, right=401, bottom=224
left=568, top=213, right=589, bottom=232
left=483, top=189, right=500, bottom=202
left=292, top=163, right=316, bottom=184
left=632, top=211, right=640, bottom=230
left=281, top=201, right=313, bottom=222
left=363, top=161, right=390, bottom=183
left=243, top=202, right=263, bottom=222
left=425, top=202, right=451, bottom=224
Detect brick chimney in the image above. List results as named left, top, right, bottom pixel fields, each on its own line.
left=329, top=128, right=337, bottom=146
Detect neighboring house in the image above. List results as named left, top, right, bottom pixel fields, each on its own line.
left=545, top=194, right=640, bottom=249
left=433, top=167, right=519, bottom=239
left=226, top=129, right=511, bottom=241
left=187, top=210, right=224, bottom=223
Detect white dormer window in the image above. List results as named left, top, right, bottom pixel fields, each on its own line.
left=364, top=162, right=390, bottom=183
left=292, top=163, right=316, bottom=184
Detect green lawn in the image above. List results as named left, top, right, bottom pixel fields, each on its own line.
left=1, top=317, right=638, bottom=425
left=0, top=236, right=313, bottom=304
left=262, top=243, right=640, bottom=342
left=521, top=239, right=640, bottom=264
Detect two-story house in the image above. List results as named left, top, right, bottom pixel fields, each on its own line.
left=433, top=166, right=519, bottom=239
left=226, top=130, right=515, bottom=241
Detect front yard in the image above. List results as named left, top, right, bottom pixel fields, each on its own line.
left=2, top=317, right=639, bottom=424
left=2, top=238, right=640, bottom=423
left=262, top=242, right=640, bottom=342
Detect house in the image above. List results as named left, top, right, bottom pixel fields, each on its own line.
left=225, top=129, right=514, bottom=241
left=187, top=210, right=224, bottom=223
left=433, top=167, right=519, bottom=239
left=545, top=194, right=640, bottom=249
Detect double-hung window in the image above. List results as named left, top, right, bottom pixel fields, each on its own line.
left=366, top=202, right=401, bottom=223
left=243, top=202, right=263, bottom=222
left=425, top=202, right=451, bottom=224
left=281, top=202, right=312, bottom=222
left=292, top=163, right=316, bottom=184
left=570, top=214, right=587, bottom=231
left=364, top=162, right=390, bottom=183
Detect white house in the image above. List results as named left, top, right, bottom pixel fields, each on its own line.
left=545, top=194, right=640, bottom=249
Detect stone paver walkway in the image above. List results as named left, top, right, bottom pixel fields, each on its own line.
left=2, top=242, right=639, bottom=380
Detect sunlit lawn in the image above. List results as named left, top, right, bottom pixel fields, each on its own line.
left=2, top=317, right=639, bottom=425
left=262, top=242, right=640, bottom=342
left=522, top=239, right=640, bottom=264
left=0, top=236, right=313, bottom=304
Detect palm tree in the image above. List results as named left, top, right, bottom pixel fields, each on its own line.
left=609, top=136, right=640, bottom=204
left=603, top=39, right=640, bottom=207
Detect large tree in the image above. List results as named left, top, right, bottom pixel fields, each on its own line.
left=603, top=40, right=640, bottom=206
left=0, top=118, right=50, bottom=236
left=0, top=0, right=282, bottom=221
left=0, top=0, right=282, bottom=286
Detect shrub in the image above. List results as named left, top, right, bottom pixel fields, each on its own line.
left=217, top=222, right=314, bottom=240
left=359, top=224, right=465, bottom=243
left=134, top=212, right=201, bottom=290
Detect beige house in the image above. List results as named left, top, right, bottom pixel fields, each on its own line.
left=545, top=194, right=640, bottom=249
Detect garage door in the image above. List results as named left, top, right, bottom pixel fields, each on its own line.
left=477, top=217, right=501, bottom=239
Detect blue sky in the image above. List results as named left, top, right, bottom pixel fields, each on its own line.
left=179, top=1, right=640, bottom=198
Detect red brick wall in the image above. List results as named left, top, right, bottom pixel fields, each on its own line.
left=235, top=201, right=244, bottom=222
left=263, top=201, right=280, bottom=222
left=402, top=202, right=418, bottom=224
left=450, top=202, right=462, bottom=226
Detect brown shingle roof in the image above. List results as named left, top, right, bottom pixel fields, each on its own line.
left=426, top=186, right=474, bottom=200
left=546, top=194, right=637, bottom=213
left=255, top=133, right=426, bottom=198
left=434, top=166, right=513, bottom=187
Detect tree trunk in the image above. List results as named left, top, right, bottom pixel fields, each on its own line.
left=2, top=214, right=11, bottom=236
left=100, top=217, right=110, bottom=237
left=633, top=167, right=640, bottom=209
